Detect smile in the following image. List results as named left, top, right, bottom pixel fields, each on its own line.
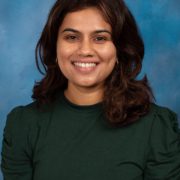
left=73, top=62, right=97, bottom=68
left=71, top=61, right=99, bottom=73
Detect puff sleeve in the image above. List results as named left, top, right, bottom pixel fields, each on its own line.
left=1, top=107, right=33, bottom=180
left=144, top=106, right=180, bottom=179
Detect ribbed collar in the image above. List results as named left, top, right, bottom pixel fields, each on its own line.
left=59, top=91, right=103, bottom=113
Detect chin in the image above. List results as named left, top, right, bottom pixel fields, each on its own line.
left=77, top=81, right=103, bottom=89
left=78, top=82, right=97, bottom=88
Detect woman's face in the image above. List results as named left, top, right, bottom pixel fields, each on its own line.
left=56, top=7, right=117, bottom=90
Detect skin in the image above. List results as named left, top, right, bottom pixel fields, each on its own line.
left=56, top=7, right=117, bottom=105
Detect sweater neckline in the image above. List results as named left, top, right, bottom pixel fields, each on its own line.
left=60, top=91, right=103, bottom=113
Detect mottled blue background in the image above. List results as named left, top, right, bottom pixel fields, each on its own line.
left=0, top=0, right=180, bottom=178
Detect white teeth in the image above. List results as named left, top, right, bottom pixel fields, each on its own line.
left=73, top=62, right=97, bottom=68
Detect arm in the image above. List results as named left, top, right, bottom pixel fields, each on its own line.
left=144, top=106, right=180, bottom=179
left=1, top=107, right=33, bottom=180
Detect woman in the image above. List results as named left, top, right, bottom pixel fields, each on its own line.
left=1, top=0, right=180, bottom=179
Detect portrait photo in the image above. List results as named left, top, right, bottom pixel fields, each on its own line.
left=0, top=0, right=180, bottom=179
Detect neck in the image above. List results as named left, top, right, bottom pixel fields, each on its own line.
left=64, top=84, right=104, bottom=105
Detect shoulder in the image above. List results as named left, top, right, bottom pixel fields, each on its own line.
left=5, top=101, right=55, bottom=135
left=6, top=102, right=39, bottom=126
left=150, top=103, right=177, bottom=118
left=3, top=101, right=56, bottom=154
left=133, top=103, right=180, bottom=143
left=143, top=103, right=180, bottom=150
left=139, top=103, right=179, bottom=127
left=141, top=105, right=180, bottom=178
left=148, top=103, right=179, bottom=132
left=8, top=100, right=55, bottom=119
left=143, top=104, right=180, bottom=178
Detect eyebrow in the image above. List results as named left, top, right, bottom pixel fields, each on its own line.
left=62, top=28, right=112, bottom=35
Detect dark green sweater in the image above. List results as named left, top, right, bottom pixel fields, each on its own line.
left=1, top=93, right=180, bottom=180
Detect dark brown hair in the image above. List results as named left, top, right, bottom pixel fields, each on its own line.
left=32, top=0, right=154, bottom=127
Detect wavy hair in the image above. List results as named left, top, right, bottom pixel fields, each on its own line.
left=32, top=0, right=154, bottom=127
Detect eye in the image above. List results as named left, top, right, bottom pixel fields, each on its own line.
left=64, top=35, right=79, bottom=42
left=94, top=36, right=107, bottom=43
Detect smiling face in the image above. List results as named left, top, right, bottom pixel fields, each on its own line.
left=56, top=7, right=117, bottom=92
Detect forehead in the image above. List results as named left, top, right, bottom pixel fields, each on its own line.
left=59, top=7, right=112, bottom=33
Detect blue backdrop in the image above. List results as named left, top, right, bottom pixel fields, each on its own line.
left=0, top=0, right=180, bottom=178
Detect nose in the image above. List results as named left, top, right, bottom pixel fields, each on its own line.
left=77, top=38, right=94, bottom=57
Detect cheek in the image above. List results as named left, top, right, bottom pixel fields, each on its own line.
left=98, top=44, right=117, bottom=63
left=57, top=39, right=77, bottom=60
left=57, top=43, right=76, bottom=78
left=58, top=46, right=73, bottom=60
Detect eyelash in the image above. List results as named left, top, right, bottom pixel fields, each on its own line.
left=64, top=35, right=78, bottom=41
left=94, top=36, right=107, bottom=42
left=64, top=35, right=108, bottom=43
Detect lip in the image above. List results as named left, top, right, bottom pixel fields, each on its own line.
left=71, top=59, right=100, bottom=64
left=71, top=60, right=100, bottom=73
